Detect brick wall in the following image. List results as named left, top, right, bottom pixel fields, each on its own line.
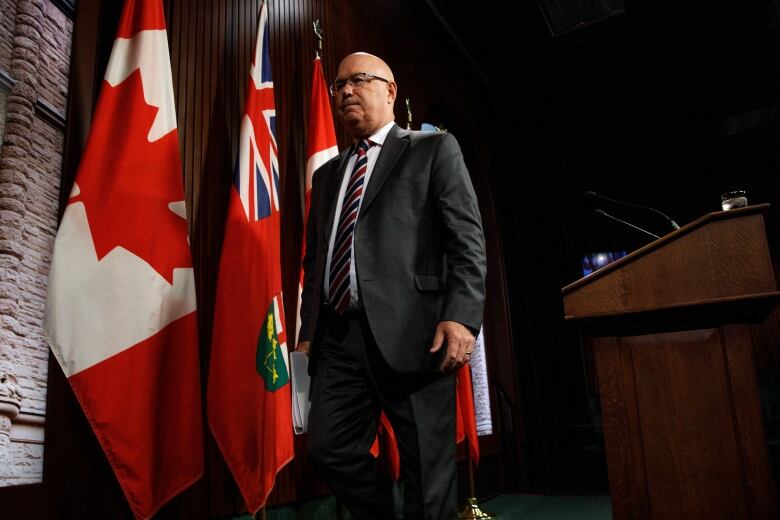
left=16, top=115, right=63, bottom=414
left=38, top=1, right=70, bottom=113
left=0, top=92, right=6, bottom=147
left=0, top=0, right=72, bottom=487
left=0, top=0, right=15, bottom=72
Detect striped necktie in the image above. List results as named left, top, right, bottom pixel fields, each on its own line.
left=329, top=139, right=373, bottom=313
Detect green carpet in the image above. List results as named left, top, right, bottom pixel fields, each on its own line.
left=244, top=494, right=612, bottom=519
left=480, top=494, right=612, bottom=519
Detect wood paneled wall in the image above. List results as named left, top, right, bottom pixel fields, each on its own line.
left=0, top=1, right=522, bottom=517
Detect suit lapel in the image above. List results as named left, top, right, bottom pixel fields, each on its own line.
left=319, top=148, right=352, bottom=240
left=359, top=124, right=409, bottom=220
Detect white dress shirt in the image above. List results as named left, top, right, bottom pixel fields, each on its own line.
left=324, top=120, right=396, bottom=309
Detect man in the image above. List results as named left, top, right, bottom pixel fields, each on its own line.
left=296, top=52, right=486, bottom=520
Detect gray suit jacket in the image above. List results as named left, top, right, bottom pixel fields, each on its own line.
left=299, top=124, right=487, bottom=373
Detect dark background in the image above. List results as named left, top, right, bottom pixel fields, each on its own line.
left=5, top=0, right=780, bottom=517
left=440, top=0, right=780, bottom=493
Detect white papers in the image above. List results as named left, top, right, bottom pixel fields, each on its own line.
left=471, top=326, right=493, bottom=436
left=290, top=351, right=311, bottom=434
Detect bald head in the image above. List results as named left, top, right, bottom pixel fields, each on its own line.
left=339, top=52, right=395, bottom=83
left=333, top=53, right=397, bottom=139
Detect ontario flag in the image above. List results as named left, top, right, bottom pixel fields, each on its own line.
left=207, top=2, right=294, bottom=513
left=43, top=1, right=202, bottom=518
left=295, top=55, right=338, bottom=343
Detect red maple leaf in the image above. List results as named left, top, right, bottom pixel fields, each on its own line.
left=69, top=69, right=191, bottom=284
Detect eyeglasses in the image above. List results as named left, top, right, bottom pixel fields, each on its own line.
left=329, top=73, right=390, bottom=97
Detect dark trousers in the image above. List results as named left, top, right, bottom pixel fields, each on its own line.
left=308, top=307, right=457, bottom=520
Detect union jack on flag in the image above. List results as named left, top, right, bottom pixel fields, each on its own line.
left=235, top=4, right=279, bottom=222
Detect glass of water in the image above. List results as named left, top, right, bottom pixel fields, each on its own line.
left=721, top=190, right=747, bottom=211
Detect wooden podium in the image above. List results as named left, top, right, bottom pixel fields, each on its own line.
left=562, top=204, right=780, bottom=519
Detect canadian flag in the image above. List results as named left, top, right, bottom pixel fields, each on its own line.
left=43, top=1, right=203, bottom=518
left=294, top=53, right=405, bottom=478
left=295, top=56, right=338, bottom=343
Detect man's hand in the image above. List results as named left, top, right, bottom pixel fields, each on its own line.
left=429, top=321, right=475, bottom=373
left=295, top=341, right=311, bottom=355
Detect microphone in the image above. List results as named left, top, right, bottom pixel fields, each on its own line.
left=594, top=209, right=661, bottom=240
left=586, top=191, right=680, bottom=230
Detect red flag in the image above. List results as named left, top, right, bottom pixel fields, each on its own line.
left=369, top=412, right=402, bottom=480
left=207, top=3, right=294, bottom=513
left=43, top=1, right=202, bottom=518
left=295, top=56, right=338, bottom=343
left=371, top=365, right=480, bottom=479
left=296, top=56, right=403, bottom=478
left=456, top=365, right=480, bottom=465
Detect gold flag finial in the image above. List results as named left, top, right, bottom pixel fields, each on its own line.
left=313, top=19, right=323, bottom=58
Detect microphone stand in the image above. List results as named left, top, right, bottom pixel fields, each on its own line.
left=594, top=209, right=661, bottom=240
left=586, top=191, right=680, bottom=230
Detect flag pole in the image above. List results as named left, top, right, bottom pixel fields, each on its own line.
left=458, top=450, right=495, bottom=519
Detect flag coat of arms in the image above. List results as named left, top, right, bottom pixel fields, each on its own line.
left=43, top=1, right=203, bottom=518
left=207, top=2, right=294, bottom=513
